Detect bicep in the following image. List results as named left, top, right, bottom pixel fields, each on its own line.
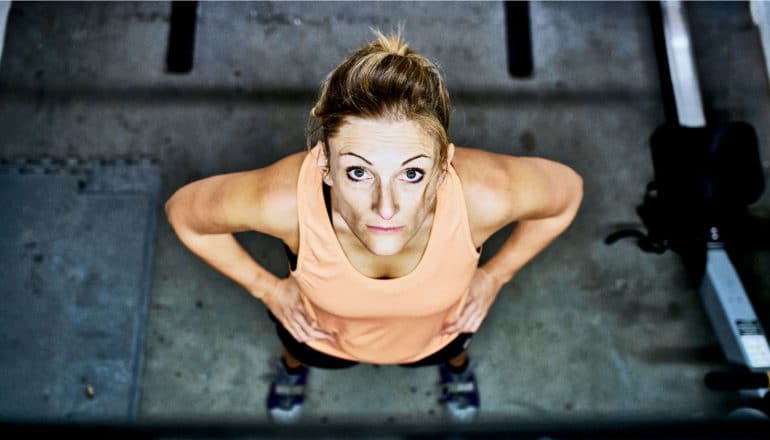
left=165, top=171, right=264, bottom=234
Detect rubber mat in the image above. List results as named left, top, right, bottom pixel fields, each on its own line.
left=0, top=157, right=160, bottom=422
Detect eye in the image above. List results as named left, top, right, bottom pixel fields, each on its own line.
left=346, top=167, right=369, bottom=182
left=402, top=168, right=425, bottom=183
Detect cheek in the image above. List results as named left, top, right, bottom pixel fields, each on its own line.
left=400, top=190, right=430, bottom=219
left=335, top=187, right=368, bottom=217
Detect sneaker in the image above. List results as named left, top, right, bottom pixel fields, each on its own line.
left=266, top=359, right=309, bottom=424
left=438, top=361, right=480, bottom=422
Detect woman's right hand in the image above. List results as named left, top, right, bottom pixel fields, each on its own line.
left=262, top=276, right=336, bottom=344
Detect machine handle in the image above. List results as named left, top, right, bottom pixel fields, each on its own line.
left=705, top=371, right=770, bottom=390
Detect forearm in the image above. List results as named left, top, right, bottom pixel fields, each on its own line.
left=481, top=208, right=580, bottom=286
left=170, top=225, right=279, bottom=300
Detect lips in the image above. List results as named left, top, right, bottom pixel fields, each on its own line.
left=367, top=225, right=404, bottom=233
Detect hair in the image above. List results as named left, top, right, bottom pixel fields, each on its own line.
left=306, top=28, right=452, bottom=202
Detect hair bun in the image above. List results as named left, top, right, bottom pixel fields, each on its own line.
left=371, top=28, right=410, bottom=56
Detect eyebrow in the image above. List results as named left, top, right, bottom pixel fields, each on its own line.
left=342, top=152, right=430, bottom=166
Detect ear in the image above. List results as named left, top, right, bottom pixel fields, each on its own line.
left=315, top=140, right=333, bottom=186
left=438, top=143, right=455, bottom=187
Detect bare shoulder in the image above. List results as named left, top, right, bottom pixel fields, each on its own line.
left=165, top=148, right=308, bottom=249
left=451, top=146, right=583, bottom=247
left=451, top=147, right=513, bottom=247
left=246, top=150, right=306, bottom=250
left=189, top=149, right=305, bottom=247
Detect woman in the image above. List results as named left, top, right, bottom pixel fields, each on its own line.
left=165, top=31, right=583, bottom=423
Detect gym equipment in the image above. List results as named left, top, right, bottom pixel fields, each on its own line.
left=606, top=0, right=770, bottom=417
left=0, top=1, right=11, bottom=64
left=751, top=0, right=770, bottom=91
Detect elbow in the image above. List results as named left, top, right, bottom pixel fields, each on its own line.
left=163, top=188, right=209, bottom=240
left=574, top=171, right=584, bottom=204
left=163, top=195, right=197, bottom=244
left=569, top=172, right=584, bottom=219
left=555, top=161, right=583, bottom=209
left=164, top=191, right=181, bottom=228
left=558, top=170, right=583, bottom=223
left=164, top=196, right=174, bottom=217
left=163, top=196, right=174, bottom=221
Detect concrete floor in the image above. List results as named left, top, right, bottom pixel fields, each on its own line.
left=1, top=0, right=769, bottom=430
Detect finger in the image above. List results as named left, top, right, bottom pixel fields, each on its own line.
left=294, top=310, right=335, bottom=342
left=291, top=311, right=316, bottom=342
left=279, top=309, right=306, bottom=343
left=292, top=308, right=314, bottom=328
left=305, top=326, right=336, bottom=342
left=442, top=315, right=468, bottom=335
left=294, top=311, right=333, bottom=341
left=454, top=308, right=478, bottom=334
left=287, top=321, right=309, bottom=344
left=443, top=300, right=476, bottom=334
left=276, top=311, right=302, bottom=342
left=442, top=312, right=464, bottom=334
left=468, top=316, right=483, bottom=333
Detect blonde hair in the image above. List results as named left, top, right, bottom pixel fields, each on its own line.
left=307, top=28, right=452, bottom=201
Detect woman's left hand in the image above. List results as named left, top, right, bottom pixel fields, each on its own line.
left=440, top=267, right=506, bottom=335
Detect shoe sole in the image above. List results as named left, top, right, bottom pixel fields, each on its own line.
left=268, top=405, right=303, bottom=424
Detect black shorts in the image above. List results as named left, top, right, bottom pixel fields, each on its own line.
left=268, top=310, right=473, bottom=369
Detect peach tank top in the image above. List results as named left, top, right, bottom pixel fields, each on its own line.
left=289, top=145, right=482, bottom=364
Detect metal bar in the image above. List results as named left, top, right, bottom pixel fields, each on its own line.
left=0, top=1, right=11, bottom=66
left=700, top=247, right=770, bottom=373
left=660, top=0, right=706, bottom=127
left=751, top=0, right=770, bottom=92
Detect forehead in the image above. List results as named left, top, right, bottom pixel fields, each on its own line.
left=329, top=116, right=437, bottom=159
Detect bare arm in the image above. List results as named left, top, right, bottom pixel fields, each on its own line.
left=165, top=149, right=336, bottom=343
left=471, top=153, right=584, bottom=285
left=441, top=149, right=584, bottom=335
left=164, top=153, right=303, bottom=300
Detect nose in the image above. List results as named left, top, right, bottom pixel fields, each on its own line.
left=373, top=182, right=398, bottom=221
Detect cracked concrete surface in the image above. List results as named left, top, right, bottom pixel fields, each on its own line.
left=0, top=0, right=768, bottom=428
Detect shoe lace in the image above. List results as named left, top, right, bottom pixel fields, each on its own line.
left=438, top=361, right=477, bottom=406
left=272, top=361, right=306, bottom=397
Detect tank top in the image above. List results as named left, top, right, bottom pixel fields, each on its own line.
left=289, top=145, right=482, bottom=364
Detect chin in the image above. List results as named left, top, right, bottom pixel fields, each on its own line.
left=367, top=243, right=403, bottom=256
left=364, top=237, right=405, bottom=256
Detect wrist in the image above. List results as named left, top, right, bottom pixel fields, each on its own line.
left=248, top=270, right=279, bottom=301
left=479, top=264, right=512, bottom=287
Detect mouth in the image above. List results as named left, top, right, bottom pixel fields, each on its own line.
left=367, top=225, right=404, bottom=233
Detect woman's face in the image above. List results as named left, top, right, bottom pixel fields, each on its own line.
left=319, top=116, right=453, bottom=256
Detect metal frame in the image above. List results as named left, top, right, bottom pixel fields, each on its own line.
left=751, top=0, right=770, bottom=91
left=660, top=0, right=770, bottom=399
left=0, top=1, right=11, bottom=66
left=660, top=0, right=706, bottom=127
